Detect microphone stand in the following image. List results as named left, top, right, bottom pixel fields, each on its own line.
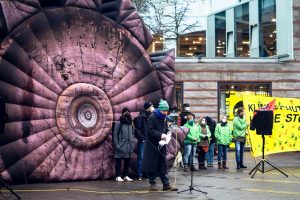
left=0, top=178, right=21, bottom=199
left=177, top=144, right=207, bottom=194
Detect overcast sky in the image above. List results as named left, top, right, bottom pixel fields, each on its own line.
left=185, top=0, right=239, bottom=31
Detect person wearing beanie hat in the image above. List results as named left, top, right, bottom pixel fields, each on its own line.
left=134, top=102, right=154, bottom=180
left=113, top=107, right=135, bottom=182
left=157, top=100, right=169, bottom=111
left=122, top=107, right=130, bottom=116
left=144, top=102, right=154, bottom=111
left=142, top=100, right=177, bottom=191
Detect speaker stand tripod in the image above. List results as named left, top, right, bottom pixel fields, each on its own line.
left=0, top=178, right=21, bottom=199
left=177, top=145, right=207, bottom=195
left=249, top=134, right=288, bottom=178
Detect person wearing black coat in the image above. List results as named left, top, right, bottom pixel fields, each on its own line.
left=134, top=102, right=154, bottom=180
left=113, top=107, right=135, bottom=182
left=179, top=103, right=191, bottom=126
left=205, top=116, right=217, bottom=167
left=142, top=100, right=177, bottom=191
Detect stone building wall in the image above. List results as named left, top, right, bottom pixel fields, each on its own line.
left=175, top=61, right=300, bottom=120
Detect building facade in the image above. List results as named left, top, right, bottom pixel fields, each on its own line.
left=175, top=0, right=300, bottom=121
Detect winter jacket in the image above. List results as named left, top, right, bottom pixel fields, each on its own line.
left=215, top=122, right=232, bottom=145
left=142, top=111, right=168, bottom=174
left=233, top=116, right=248, bottom=139
left=179, top=111, right=189, bottom=126
left=197, top=124, right=211, bottom=146
left=205, top=116, right=216, bottom=143
left=134, top=110, right=151, bottom=143
left=113, top=122, right=135, bottom=158
left=184, top=122, right=201, bottom=145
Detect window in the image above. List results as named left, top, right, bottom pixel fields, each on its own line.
left=148, top=34, right=164, bottom=53
left=218, top=82, right=271, bottom=121
left=178, top=31, right=206, bottom=57
left=175, top=82, right=183, bottom=112
left=259, top=0, right=276, bottom=57
left=235, top=3, right=249, bottom=57
left=215, top=11, right=226, bottom=57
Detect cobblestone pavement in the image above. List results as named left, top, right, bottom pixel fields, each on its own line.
left=1, top=151, right=300, bottom=200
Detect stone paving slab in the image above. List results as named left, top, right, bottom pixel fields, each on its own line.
left=1, top=151, right=300, bottom=200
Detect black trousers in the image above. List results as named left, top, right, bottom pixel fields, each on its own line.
left=197, top=147, right=207, bottom=164
left=115, top=158, right=131, bottom=177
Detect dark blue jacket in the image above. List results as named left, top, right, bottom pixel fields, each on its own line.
left=134, top=110, right=150, bottom=143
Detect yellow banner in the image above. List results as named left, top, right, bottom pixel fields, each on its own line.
left=226, top=91, right=268, bottom=148
left=243, top=95, right=300, bottom=157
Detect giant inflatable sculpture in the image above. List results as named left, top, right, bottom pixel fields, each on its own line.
left=0, top=0, right=187, bottom=183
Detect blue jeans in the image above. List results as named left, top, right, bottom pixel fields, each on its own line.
left=235, top=141, right=245, bottom=164
left=136, top=142, right=144, bottom=178
left=206, top=142, right=215, bottom=164
left=147, top=172, right=169, bottom=186
left=183, top=144, right=196, bottom=165
left=217, top=144, right=228, bottom=161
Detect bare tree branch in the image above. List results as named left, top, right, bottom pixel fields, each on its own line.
left=136, top=0, right=201, bottom=52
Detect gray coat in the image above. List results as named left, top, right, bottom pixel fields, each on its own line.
left=113, top=122, right=135, bottom=158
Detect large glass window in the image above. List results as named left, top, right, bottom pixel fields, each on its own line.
left=215, top=11, right=226, bottom=57
left=218, top=82, right=271, bottom=121
left=259, top=0, right=276, bottom=57
left=178, top=31, right=206, bottom=57
left=235, top=3, right=249, bottom=57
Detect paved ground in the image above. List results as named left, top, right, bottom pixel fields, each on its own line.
left=1, top=151, right=300, bottom=200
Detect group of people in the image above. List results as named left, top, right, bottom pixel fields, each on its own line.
left=112, top=100, right=249, bottom=191
left=181, top=104, right=249, bottom=171
left=112, top=100, right=177, bottom=191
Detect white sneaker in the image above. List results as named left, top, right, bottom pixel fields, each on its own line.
left=124, top=176, right=133, bottom=182
left=115, top=176, right=124, bottom=182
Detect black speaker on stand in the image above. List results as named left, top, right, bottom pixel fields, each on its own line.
left=249, top=110, right=288, bottom=178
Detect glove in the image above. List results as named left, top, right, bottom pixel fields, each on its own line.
left=159, top=132, right=171, bottom=147
left=204, top=136, right=208, bottom=140
left=161, top=133, right=168, bottom=140
left=158, top=140, right=166, bottom=147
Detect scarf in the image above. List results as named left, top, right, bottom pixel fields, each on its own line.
left=221, top=121, right=228, bottom=127
left=201, top=125, right=207, bottom=135
left=187, top=120, right=194, bottom=126
left=154, top=109, right=167, bottom=120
